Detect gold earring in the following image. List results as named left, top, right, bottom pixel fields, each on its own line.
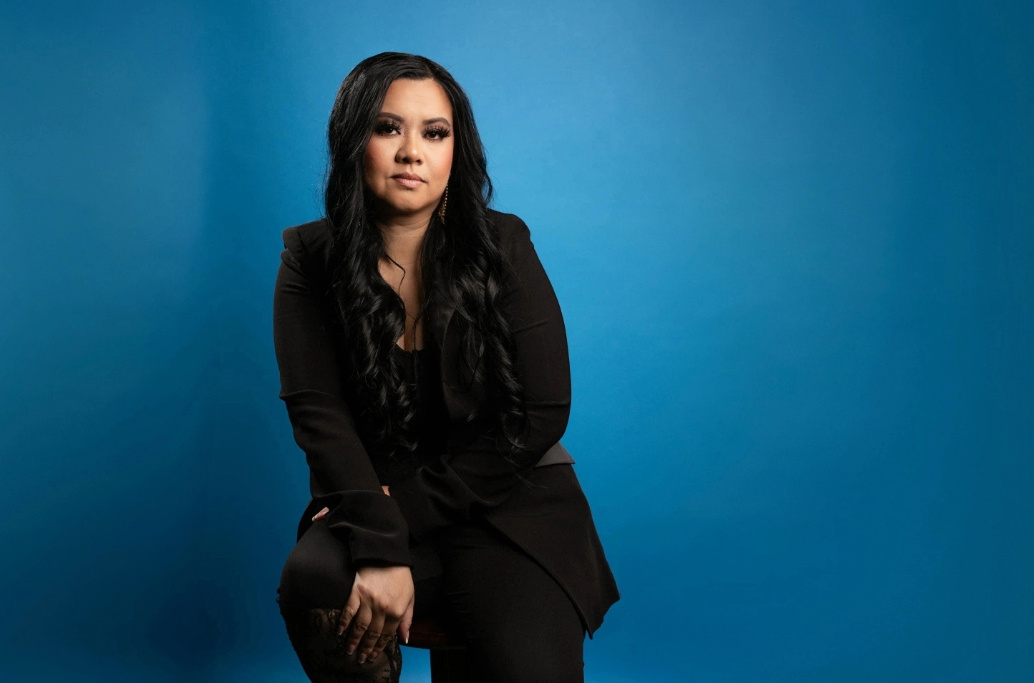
left=437, top=185, right=448, bottom=223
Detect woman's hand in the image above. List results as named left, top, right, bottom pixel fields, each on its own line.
left=310, top=484, right=406, bottom=662
left=339, top=564, right=414, bottom=662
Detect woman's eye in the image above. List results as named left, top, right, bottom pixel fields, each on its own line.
left=425, top=127, right=451, bottom=140
left=373, top=121, right=401, bottom=135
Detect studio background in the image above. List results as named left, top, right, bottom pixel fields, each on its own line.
left=1, top=1, right=1031, bottom=681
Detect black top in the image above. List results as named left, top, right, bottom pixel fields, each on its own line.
left=375, top=344, right=450, bottom=486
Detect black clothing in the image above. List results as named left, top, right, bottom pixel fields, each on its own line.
left=364, top=344, right=449, bottom=485
left=278, top=516, right=586, bottom=681
left=278, top=339, right=585, bottom=679
left=393, top=344, right=449, bottom=482
left=273, top=211, right=618, bottom=635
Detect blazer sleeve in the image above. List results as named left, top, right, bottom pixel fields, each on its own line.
left=388, top=215, right=572, bottom=540
left=273, top=225, right=412, bottom=568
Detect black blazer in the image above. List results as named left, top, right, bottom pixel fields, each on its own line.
left=273, top=210, right=618, bottom=635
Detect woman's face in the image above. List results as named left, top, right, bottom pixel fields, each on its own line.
left=364, top=78, right=454, bottom=223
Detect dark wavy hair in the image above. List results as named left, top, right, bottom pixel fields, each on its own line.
left=324, top=52, right=524, bottom=467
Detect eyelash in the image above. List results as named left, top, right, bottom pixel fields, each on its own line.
left=373, top=121, right=401, bottom=136
left=373, top=121, right=451, bottom=140
left=425, top=125, right=451, bottom=140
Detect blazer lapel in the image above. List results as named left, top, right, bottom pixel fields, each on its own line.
left=435, top=302, right=488, bottom=421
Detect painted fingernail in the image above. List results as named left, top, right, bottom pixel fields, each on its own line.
left=358, top=653, right=366, bottom=664
left=346, top=644, right=355, bottom=654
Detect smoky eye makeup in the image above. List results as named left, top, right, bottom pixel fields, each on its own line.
left=373, top=118, right=401, bottom=135
left=424, top=124, right=451, bottom=140
left=371, top=114, right=452, bottom=139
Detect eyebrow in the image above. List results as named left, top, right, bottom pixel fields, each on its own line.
left=377, top=112, right=452, bottom=126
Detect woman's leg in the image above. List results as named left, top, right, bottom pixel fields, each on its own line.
left=278, top=519, right=357, bottom=613
left=439, top=522, right=586, bottom=683
left=277, top=521, right=403, bottom=683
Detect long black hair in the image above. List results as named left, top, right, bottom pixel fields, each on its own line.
left=324, top=52, right=524, bottom=465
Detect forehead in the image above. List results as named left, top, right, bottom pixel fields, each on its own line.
left=380, top=78, right=453, bottom=121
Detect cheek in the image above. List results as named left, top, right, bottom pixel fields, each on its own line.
left=364, top=139, right=389, bottom=176
left=439, top=144, right=454, bottom=178
left=362, top=147, right=374, bottom=183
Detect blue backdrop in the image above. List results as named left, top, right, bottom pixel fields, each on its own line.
left=1, top=1, right=1031, bottom=681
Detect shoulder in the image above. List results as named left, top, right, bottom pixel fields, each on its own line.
left=281, top=218, right=335, bottom=286
left=282, top=217, right=333, bottom=259
left=487, top=209, right=534, bottom=263
left=488, top=209, right=531, bottom=239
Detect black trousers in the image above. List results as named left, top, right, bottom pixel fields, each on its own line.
left=278, top=517, right=585, bottom=682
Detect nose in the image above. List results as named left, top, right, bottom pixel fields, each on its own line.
left=395, top=131, right=422, bottom=165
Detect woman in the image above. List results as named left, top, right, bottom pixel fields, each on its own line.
left=274, top=52, right=618, bottom=682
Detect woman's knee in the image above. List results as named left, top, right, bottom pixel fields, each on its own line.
left=278, top=522, right=355, bottom=612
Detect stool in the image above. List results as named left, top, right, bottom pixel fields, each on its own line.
left=406, top=616, right=470, bottom=682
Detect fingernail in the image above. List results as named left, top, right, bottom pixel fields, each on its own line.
left=404, top=635, right=409, bottom=644
left=358, top=654, right=366, bottom=664
left=346, top=644, right=354, bottom=654
left=336, top=625, right=344, bottom=636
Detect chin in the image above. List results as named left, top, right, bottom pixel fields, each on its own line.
left=386, top=199, right=421, bottom=213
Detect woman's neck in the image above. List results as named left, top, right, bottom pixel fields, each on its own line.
left=376, top=215, right=429, bottom=351
left=377, top=215, right=429, bottom=267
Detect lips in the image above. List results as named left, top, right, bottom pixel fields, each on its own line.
left=391, top=173, right=425, bottom=190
